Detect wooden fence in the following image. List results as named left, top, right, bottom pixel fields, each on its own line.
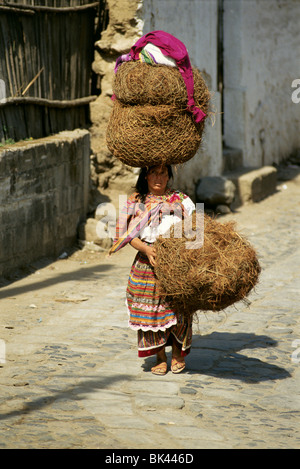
left=0, top=0, right=100, bottom=142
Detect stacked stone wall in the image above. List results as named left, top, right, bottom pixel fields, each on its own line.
left=0, top=129, right=90, bottom=277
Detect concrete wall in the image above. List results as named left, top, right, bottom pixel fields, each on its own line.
left=223, top=0, right=300, bottom=166
left=0, top=129, right=90, bottom=277
left=141, top=0, right=223, bottom=196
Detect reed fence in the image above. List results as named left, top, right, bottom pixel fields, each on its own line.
left=0, top=0, right=100, bottom=141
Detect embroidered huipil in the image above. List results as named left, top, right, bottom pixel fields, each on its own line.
left=139, top=191, right=195, bottom=244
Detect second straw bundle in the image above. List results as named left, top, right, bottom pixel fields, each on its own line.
left=154, top=213, right=261, bottom=316
left=106, top=62, right=210, bottom=167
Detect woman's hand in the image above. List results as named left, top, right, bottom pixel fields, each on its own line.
left=144, top=245, right=156, bottom=267
left=130, top=238, right=156, bottom=267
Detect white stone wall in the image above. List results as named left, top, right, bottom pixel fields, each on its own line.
left=141, top=0, right=223, bottom=197
left=224, top=0, right=300, bottom=167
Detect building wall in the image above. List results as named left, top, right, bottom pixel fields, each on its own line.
left=90, top=0, right=300, bottom=201
left=0, top=130, right=90, bottom=277
left=223, top=0, right=300, bottom=166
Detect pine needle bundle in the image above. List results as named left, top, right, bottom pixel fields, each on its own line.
left=106, top=62, right=210, bottom=167
left=113, top=62, right=210, bottom=108
left=154, top=213, right=261, bottom=316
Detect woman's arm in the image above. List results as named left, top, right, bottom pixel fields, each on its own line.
left=130, top=238, right=156, bottom=267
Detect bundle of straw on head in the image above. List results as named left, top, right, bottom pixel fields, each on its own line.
left=154, top=213, right=261, bottom=316
left=106, top=100, right=204, bottom=167
left=106, top=62, right=210, bottom=167
left=113, top=62, right=210, bottom=108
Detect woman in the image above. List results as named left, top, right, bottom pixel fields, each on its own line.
left=110, top=165, right=195, bottom=375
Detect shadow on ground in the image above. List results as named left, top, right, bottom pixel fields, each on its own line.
left=0, top=373, right=134, bottom=422
left=143, top=331, right=291, bottom=383
left=0, top=262, right=114, bottom=300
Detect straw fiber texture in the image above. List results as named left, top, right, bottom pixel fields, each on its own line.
left=154, top=213, right=261, bottom=316
left=106, top=62, right=210, bottom=167
left=106, top=100, right=204, bottom=167
left=113, top=62, right=210, bottom=107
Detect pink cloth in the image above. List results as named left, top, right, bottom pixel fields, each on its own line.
left=114, top=31, right=206, bottom=123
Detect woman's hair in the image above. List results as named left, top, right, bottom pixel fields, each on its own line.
left=135, top=165, right=173, bottom=203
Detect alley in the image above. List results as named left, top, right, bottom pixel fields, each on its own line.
left=0, top=169, right=299, bottom=450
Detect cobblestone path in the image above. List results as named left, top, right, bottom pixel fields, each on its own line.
left=0, top=170, right=299, bottom=449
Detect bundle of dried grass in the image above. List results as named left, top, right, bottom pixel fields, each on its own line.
left=106, top=100, right=205, bottom=167
left=106, top=61, right=211, bottom=167
left=154, top=213, right=261, bottom=316
left=113, top=62, right=210, bottom=109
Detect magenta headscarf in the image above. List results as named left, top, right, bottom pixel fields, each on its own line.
left=114, top=30, right=206, bottom=123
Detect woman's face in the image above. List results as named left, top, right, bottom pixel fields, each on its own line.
left=146, top=166, right=169, bottom=196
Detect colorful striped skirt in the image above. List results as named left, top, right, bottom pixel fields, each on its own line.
left=126, top=251, right=192, bottom=357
